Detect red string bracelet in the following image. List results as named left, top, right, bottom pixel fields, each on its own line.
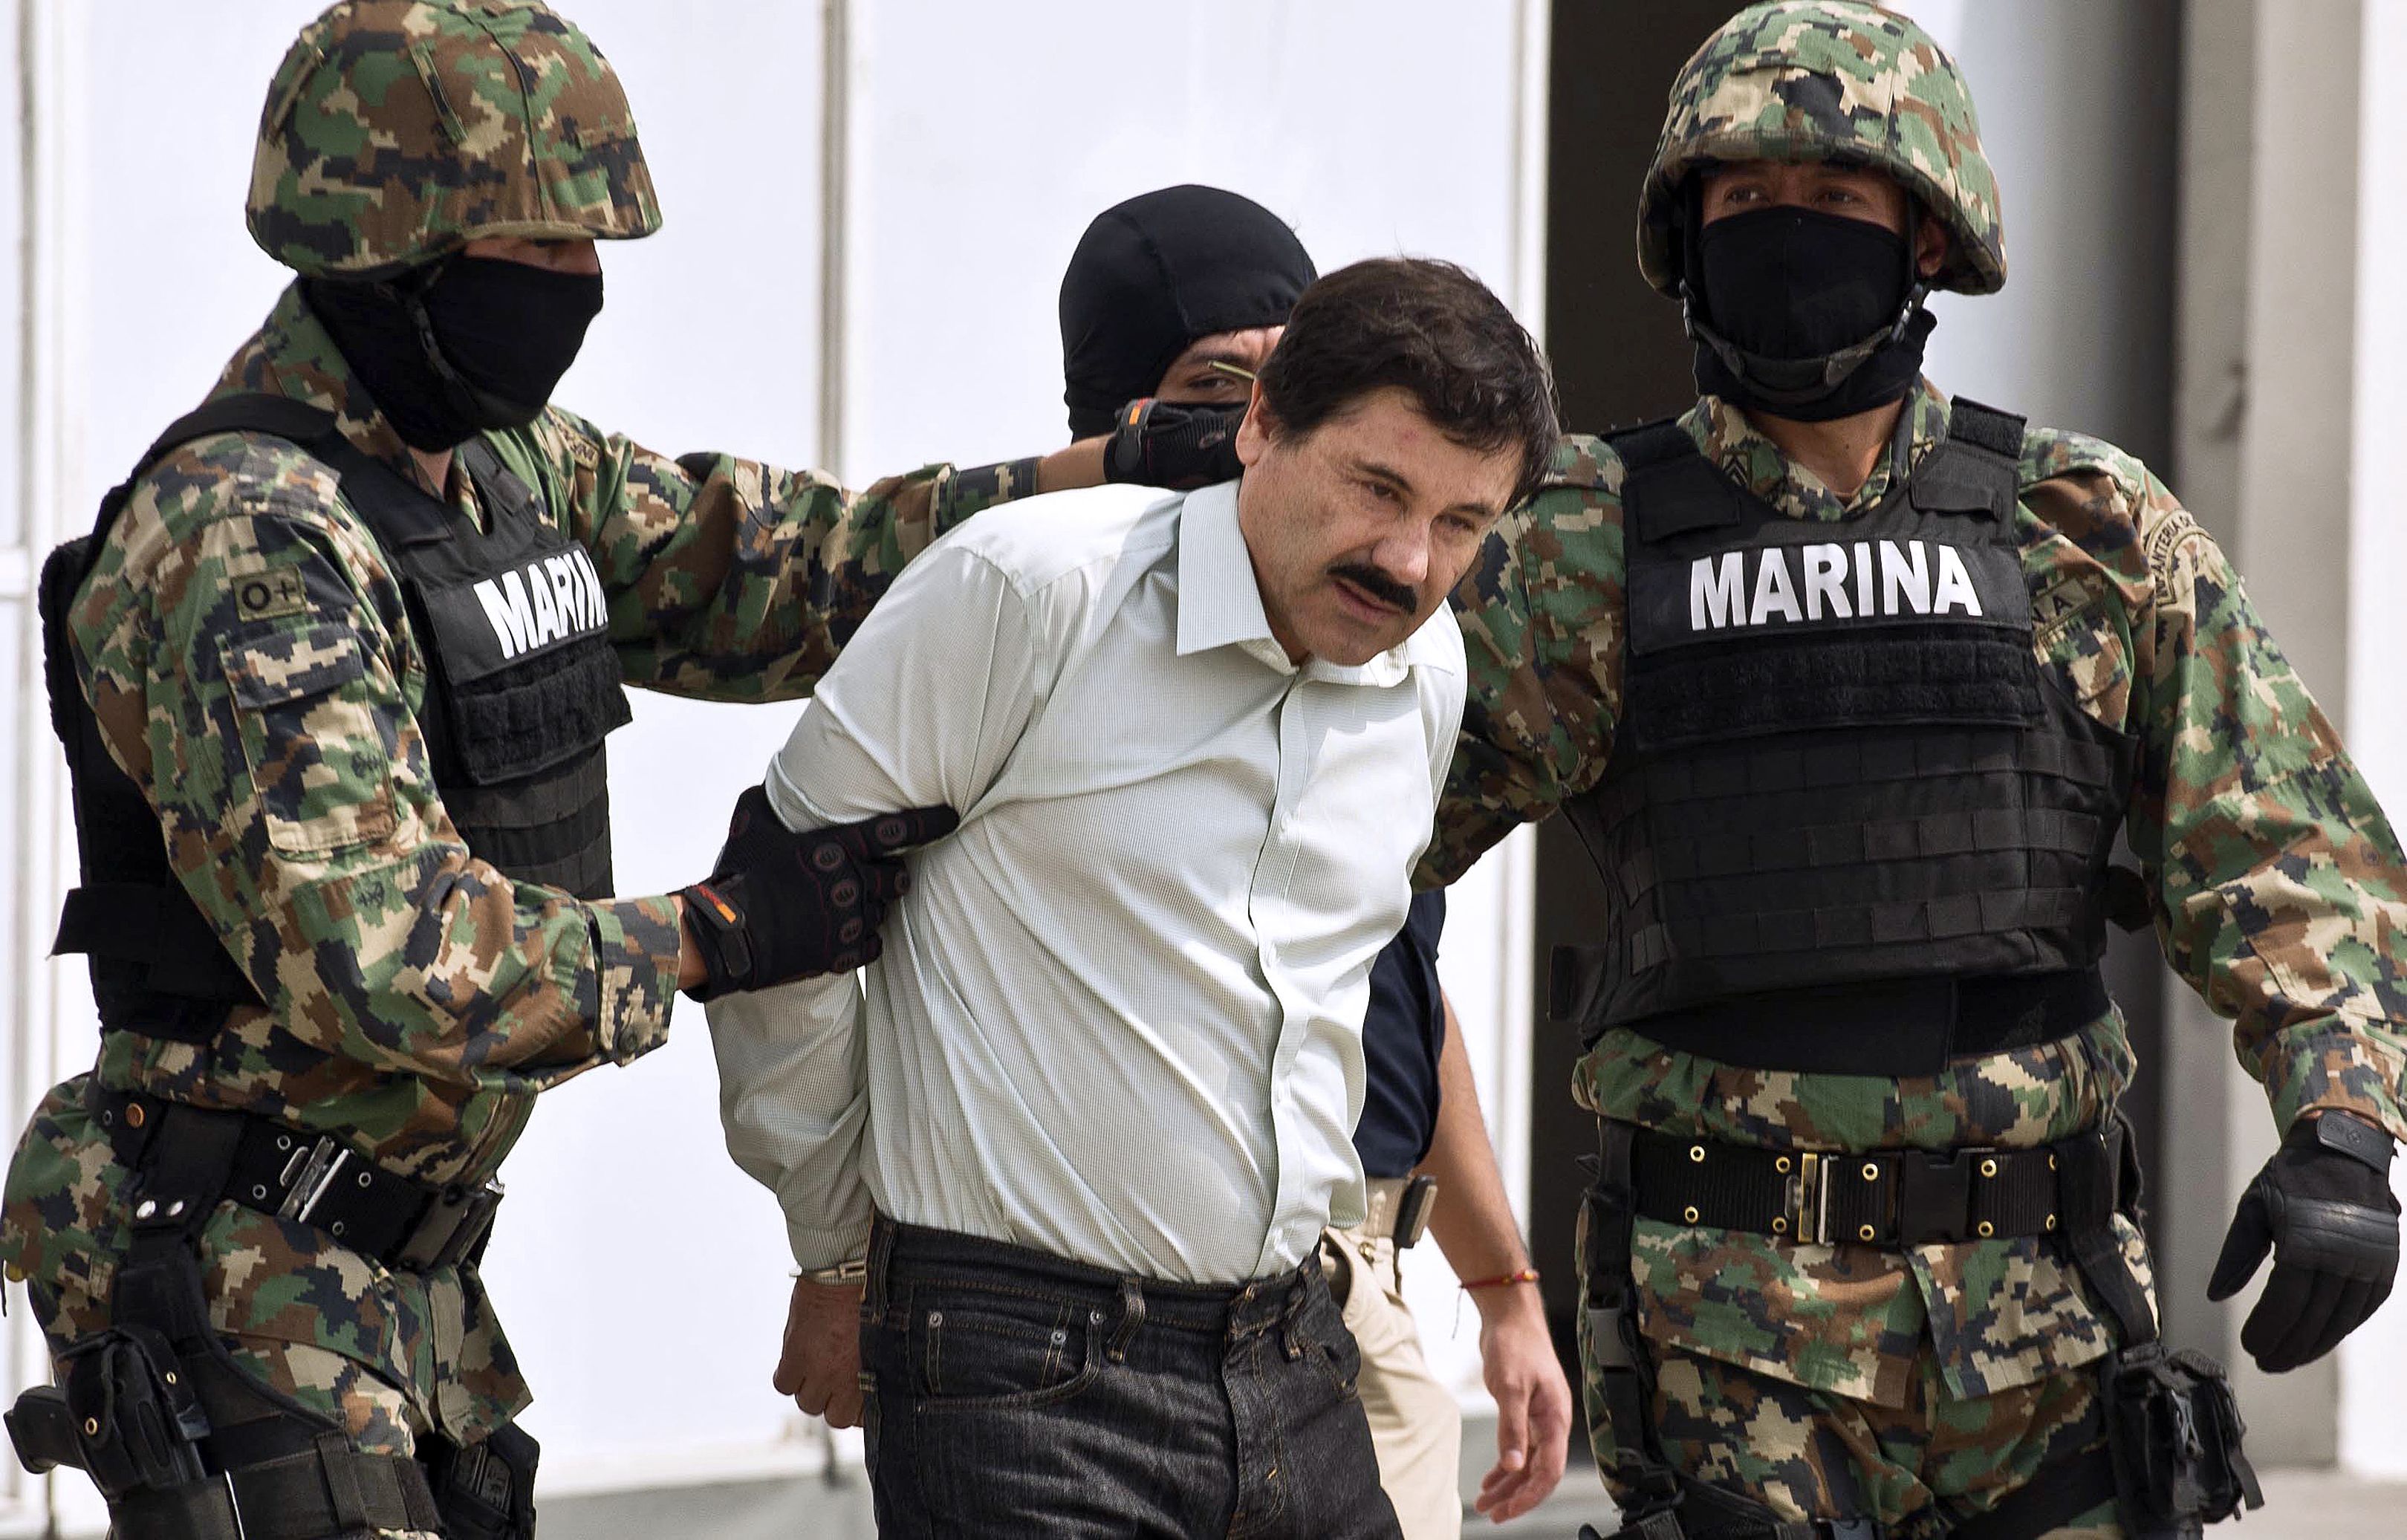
left=1459, top=1268, right=1541, bottom=1291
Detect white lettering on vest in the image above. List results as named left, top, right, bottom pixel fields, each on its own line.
left=1749, top=548, right=1802, bottom=626
left=547, top=553, right=582, bottom=633
left=1932, top=545, right=1983, bottom=616
left=1691, top=551, right=1747, bottom=630
left=1683, top=540, right=1990, bottom=634
left=1801, top=544, right=1851, bottom=620
left=526, top=559, right=561, bottom=645
left=474, top=570, right=538, bottom=659
left=1879, top=539, right=1930, bottom=615
left=577, top=548, right=606, bottom=628
left=470, top=550, right=608, bottom=660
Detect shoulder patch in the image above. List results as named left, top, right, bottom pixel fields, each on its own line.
left=230, top=562, right=313, bottom=623
left=2143, top=506, right=2206, bottom=606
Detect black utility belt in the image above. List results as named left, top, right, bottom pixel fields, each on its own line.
left=91, top=1086, right=501, bottom=1273
left=1617, top=1117, right=2132, bottom=1248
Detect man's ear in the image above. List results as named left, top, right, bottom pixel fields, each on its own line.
left=1235, top=379, right=1274, bottom=469
left=1916, top=212, right=1949, bottom=280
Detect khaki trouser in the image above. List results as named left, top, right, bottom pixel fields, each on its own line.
left=1321, top=1179, right=1464, bottom=1540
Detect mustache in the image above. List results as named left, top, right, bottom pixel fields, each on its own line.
left=1326, top=562, right=1417, bottom=614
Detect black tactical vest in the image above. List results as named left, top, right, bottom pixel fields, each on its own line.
left=43, top=394, right=631, bottom=1043
left=1550, top=400, right=2140, bottom=1076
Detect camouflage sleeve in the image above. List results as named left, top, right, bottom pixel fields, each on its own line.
left=80, top=439, right=682, bottom=1091
left=1417, top=441, right=1626, bottom=888
left=933, top=457, right=1047, bottom=534
left=2122, top=481, right=2407, bottom=1143
left=528, top=409, right=1036, bottom=703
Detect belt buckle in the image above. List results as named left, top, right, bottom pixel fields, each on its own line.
left=1789, top=1152, right=1828, bottom=1246
left=396, top=1179, right=505, bottom=1272
left=274, top=1136, right=351, bottom=1227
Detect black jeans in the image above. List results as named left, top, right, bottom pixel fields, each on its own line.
left=860, top=1218, right=1404, bottom=1539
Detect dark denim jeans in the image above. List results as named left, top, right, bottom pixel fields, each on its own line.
left=860, top=1218, right=1404, bottom=1539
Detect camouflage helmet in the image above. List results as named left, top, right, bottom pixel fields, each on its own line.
left=1637, top=1, right=2004, bottom=297
left=247, top=0, right=662, bottom=279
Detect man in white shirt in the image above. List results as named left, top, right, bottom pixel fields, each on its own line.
left=709, top=256, right=1558, bottom=1537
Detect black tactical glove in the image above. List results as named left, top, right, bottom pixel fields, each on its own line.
left=2206, top=1111, right=2400, bottom=1372
left=1103, top=398, right=1245, bottom=489
left=678, top=786, right=958, bottom=999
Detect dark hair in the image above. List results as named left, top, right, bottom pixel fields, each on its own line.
left=1255, top=257, right=1559, bottom=507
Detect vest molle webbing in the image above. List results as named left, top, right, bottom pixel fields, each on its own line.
left=1553, top=400, right=2140, bottom=1076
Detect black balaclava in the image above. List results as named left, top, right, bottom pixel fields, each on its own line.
left=1059, top=185, right=1316, bottom=439
left=1681, top=196, right=1935, bottom=423
left=305, top=255, right=606, bottom=451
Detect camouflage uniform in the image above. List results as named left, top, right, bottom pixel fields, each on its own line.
left=1423, top=4, right=2407, bottom=1536
left=0, top=1, right=1019, bottom=1522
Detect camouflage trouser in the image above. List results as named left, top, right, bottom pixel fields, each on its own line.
left=227, top=1341, right=442, bottom=1540
left=1588, top=1342, right=2119, bottom=1539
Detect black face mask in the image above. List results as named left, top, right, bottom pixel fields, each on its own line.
left=1685, top=205, right=1933, bottom=423
left=305, top=256, right=605, bottom=451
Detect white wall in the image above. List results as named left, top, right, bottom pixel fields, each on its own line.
left=8, top=0, right=1547, bottom=1517
left=2342, top=0, right=2407, bottom=1481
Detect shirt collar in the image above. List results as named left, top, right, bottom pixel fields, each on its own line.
left=1684, top=377, right=1952, bottom=523
left=1173, top=478, right=1457, bottom=687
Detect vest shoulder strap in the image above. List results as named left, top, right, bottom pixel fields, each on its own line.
left=88, top=390, right=461, bottom=568
left=456, top=438, right=550, bottom=533
left=1606, top=418, right=1746, bottom=545
left=78, top=394, right=342, bottom=573
left=1946, top=395, right=2028, bottom=459
left=1909, top=396, right=2027, bottom=524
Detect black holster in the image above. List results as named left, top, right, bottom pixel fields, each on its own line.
left=424, top=1423, right=540, bottom=1540
left=6, top=1099, right=452, bottom=1539
left=2101, top=1344, right=2261, bottom=1537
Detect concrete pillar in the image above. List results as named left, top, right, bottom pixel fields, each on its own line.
left=2160, top=0, right=2363, bottom=1469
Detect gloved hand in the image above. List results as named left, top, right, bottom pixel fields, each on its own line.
left=678, top=786, right=958, bottom=998
left=1103, top=398, right=1246, bottom=489
left=2206, top=1111, right=2400, bottom=1372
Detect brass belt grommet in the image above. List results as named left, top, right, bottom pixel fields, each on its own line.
left=2045, top=1214, right=2058, bottom=1231
left=1689, top=1144, right=1706, bottom=1164
left=1775, top=1155, right=1793, bottom=1174
left=125, top=1103, right=146, bottom=1129
left=1857, top=1224, right=1876, bottom=1242
left=1979, top=1157, right=1998, bottom=1179
left=1683, top=1205, right=1701, bottom=1224
left=2048, top=1153, right=2058, bottom=1170
left=1976, top=1221, right=1996, bottom=1238
left=1861, top=1162, right=1879, bottom=1182
left=1771, top=1216, right=1787, bottom=1234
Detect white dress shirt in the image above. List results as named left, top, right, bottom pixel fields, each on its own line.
left=706, top=480, right=1464, bottom=1284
